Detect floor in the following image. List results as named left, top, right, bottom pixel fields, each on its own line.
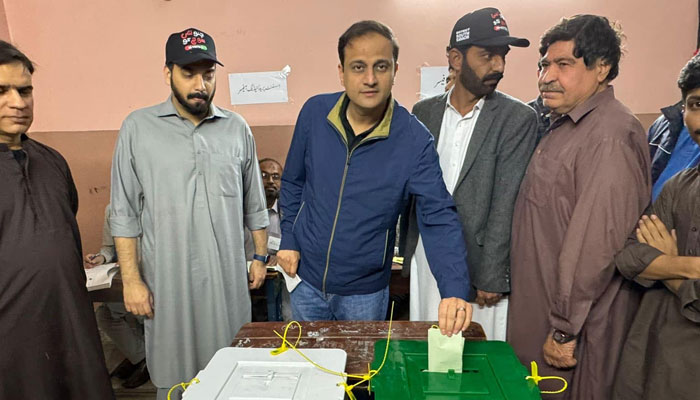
left=101, top=329, right=157, bottom=399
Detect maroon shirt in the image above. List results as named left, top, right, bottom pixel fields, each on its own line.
left=508, top=87, right=651, bottom=399
left=0, top=135, right=114, bottom=399
left=613, top=166, right=700, bottom=400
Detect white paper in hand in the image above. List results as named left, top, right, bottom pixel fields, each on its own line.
left=272, top=265, right=301, bottom=292
left=85, top=263, right=119, bottom=291
left=246, top=261, right=301, bottom=292
left=428, top=326, right=464, bottom=373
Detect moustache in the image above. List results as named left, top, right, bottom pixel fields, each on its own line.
left=539, top=83, right=563, bottom=93
left=188, top=92, right=209, bottom=100
left=482, top=72, right=503, bottom=83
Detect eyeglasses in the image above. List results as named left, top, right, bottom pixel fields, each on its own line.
left=262, top=172, right=281, bottom=181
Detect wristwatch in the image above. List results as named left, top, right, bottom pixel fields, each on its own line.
left=552, top=329, right=577, bottom=344
left=253, top=253, right=270, bottom=263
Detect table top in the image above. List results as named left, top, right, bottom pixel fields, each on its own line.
left=88, top=270, right=281, bottom=303
left=232, top=320, right=486, bottom=376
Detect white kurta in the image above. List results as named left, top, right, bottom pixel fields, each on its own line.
left=409, top=94, right=509, bottom=341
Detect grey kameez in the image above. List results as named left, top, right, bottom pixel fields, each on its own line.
left=110, top=98, right=268, bottom=389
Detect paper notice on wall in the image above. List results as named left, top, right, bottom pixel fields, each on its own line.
left=420, top=66, right=449, bottom=99
left=229, top=65, right=291, bottom=105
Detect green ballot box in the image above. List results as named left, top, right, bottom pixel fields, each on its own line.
left=370, top=340, right=541, bottom=400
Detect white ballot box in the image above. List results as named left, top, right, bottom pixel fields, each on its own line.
left=183, top=347, right=347, bottom=400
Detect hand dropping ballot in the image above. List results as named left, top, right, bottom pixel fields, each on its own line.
left=428, top=325, right=464, bottom=373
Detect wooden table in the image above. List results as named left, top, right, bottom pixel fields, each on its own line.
left=89, top=270, right=281, bottom=304
left=232, top=320, right=485, bottom=376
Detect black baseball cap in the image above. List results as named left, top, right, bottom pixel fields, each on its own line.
left=448, top=8, right=529, bottom=49
left=165, top=27, right=223, bottom=66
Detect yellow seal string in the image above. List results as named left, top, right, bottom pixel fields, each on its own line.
left=271, top=302, right=396, bottom=400
left=269, top=319, right=302, bottom=356
left=166, top=377, right=200, bottom=400
left=525, top=361, right=568, bottom=394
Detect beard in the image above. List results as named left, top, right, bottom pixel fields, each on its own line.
left=171, top=77, right=215, bottom=117
left=265, top=186, right=279, bottom=199
left=458, top=57, right=503, bottom=98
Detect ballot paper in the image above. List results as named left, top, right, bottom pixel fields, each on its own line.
left=428, top=326, right=465, bottom=373
left=84, top=263, right=119, bottom=291
left=247, top=261, right=302, bottom=292
left=272, top=265, right=302, bottom=292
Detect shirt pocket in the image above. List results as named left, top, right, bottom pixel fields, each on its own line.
left=209, top=153, right=241, bottom=197
left=522, top=151, right=564, bottom=207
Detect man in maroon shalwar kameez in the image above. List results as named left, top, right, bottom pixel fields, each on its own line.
left=507, top=15, right=651, bottom=399
left=0, top=41, right=114, bottom=399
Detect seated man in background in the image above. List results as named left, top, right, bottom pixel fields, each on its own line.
left=613, top=54, right=700, bottom=400
left=245, top=158, right=292, bottom=320
left=84, top=205, right=149, bottom=388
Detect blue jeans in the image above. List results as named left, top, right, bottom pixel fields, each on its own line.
left=290, top=279, right=389, bottom=321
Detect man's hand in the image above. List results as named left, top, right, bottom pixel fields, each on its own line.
left=475, top=290, right=503, bottom=308
left=123, top=279, right=154, bottom=319
left=438, top=297, right=472, bottom=336
left=267, top=254, right=278, bottom=267
left=277, top=250, right=300, bottom=277
left=248, top=260, right=266, bottom=289
left=83, top=253, right=106, bottom=269
left=637, top=215, right=678, bottom=256
left=543, top=334, right=577, bottom=369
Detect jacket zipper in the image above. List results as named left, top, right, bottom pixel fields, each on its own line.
left=292, top=201, right=305, bottom=231
left=322, top=131, right=384, bottom=294
left=381, top=229, right=390, bottom=265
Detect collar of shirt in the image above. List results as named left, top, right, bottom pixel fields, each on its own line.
left=269, top=200, right=279, bottom=214
left=554, top=85, right=615, bottom=124
left=339, top=94, right=380, bottom=146
left=326, top=92, right=395, bottom=144
left=0, top=133, right=29, bottom=152
left=155, top=95, right=229, bottom=121
left=444, top=88, right=486, bottom=119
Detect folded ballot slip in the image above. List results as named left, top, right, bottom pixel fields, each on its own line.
left=428, top=326, right=465, bottom=373
left=85, top=263, right=119, bottom=291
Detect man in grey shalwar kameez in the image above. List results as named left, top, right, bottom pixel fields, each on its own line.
left=110, top=28, right=269, bottom=399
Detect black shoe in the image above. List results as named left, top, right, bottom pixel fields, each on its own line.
left=110, top=358, right=138, bottom=379
left=122, top=359, right=149, bottom=389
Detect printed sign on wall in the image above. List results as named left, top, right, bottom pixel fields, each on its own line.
left=420, top=66, right=450, bottom=99
left=228, top=65, right=291, bottom=105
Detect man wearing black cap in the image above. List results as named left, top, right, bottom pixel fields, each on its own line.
left=110, top=28, right=269, bottom=399
left=402, top=8, right=537, bottom=341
